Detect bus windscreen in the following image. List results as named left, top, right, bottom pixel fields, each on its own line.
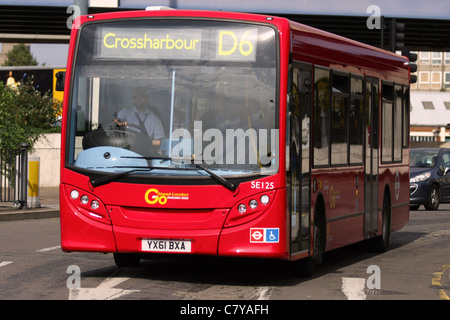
left=67, top=19, right=278, bottom=180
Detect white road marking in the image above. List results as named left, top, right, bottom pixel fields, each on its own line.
left=69, top=274, right=140, bottom=300
left=255, top=286, right=273, bottom=300
left=341, top=277, right=367, bottom=300
left=174, top=285, right=273, bottom=300
left=36, top=245, right=61, bottom=252
left=0, top=261, right=13, bottom=268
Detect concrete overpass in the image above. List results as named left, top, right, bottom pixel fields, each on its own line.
left=0, top=2, right=450, bottom=51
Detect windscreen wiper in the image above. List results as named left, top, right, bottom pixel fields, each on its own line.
left=139, top=156, right=239, bottom=192
left=195, top=164, right=238, bottom=192
left=89, top=158, right=238, bottom=192
left=90, top=168, right=152, bottom=187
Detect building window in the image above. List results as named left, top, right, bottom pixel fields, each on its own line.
left=431, top=72, right=442, bottom=89
left=444, top=101, right=450, bottom=110
left=419, top=52, right=430, bottom=65
left=444, top=72, right=450, bottom=88
left=411, top=136, right=437, bottom=142
left=445, top=52, right=450, bottom=65
left=432, top=52, right=442, bottom=65
left=419, top=71, right=430, bottom=89
left=422, top=101, right=435, bottom=109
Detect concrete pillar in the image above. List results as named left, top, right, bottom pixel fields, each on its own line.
left=74, top=0, right=88, bottom=15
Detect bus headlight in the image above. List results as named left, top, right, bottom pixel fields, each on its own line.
left=238, top=204, right=247, bottom=214
left=91, top=200, right=100, bottom=210
left=70, top=189, right=79, bottom=199
left=260, top=194, right=270, bottom=205
left=249, top=199, right=258, bottom=209
left=224, top=190, right=276, bottom=228
left=80, top=195, right=89, bottom=205
left=64, top=185, right=111, bottom=225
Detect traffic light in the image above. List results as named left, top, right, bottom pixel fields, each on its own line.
left=402, top=48, right=418, bottom=84
left=390, top=19, right=405, bottom=52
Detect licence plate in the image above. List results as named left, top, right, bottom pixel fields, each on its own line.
left=141, top=239, right=192, bottom=253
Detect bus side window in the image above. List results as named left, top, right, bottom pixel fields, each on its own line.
left=313, top=67, right=330, bottom=167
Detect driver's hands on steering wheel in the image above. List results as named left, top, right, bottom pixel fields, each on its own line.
left=114, top=118, right=128, bottom=128
left=113, top=118, right=161, bottom=146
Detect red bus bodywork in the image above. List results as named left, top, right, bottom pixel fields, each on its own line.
left=60, top=9, right=410, bottom=264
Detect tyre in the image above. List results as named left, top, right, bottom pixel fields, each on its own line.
left=371, top=192, right=391, bottom=252
left=424, top=185, right=440, bottom=210
left=297, top=199, right=325, bottom=277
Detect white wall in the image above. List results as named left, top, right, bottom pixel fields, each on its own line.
left=30, top=133, right=61, bottom=187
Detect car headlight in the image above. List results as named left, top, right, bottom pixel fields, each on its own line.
left=410, top=172, right=431, bottom=183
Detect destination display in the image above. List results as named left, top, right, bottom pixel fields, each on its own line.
left=95, top=26, right=259, bottom=62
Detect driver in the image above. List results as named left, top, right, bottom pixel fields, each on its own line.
left=115, top=86, right=165, bottom=146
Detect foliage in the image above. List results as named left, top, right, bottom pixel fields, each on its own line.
left=2, top=44, right=38, bottom=66
left=0, top=78, right=61, bottom=150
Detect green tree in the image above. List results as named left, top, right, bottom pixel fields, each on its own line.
left=3, top=44, right=38, bottom=66
left=0, top=79, right=60, bottom=150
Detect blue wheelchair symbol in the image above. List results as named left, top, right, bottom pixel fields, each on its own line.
left=265, top=228, right=279, bottom=242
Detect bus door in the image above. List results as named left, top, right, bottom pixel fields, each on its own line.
left=364, top=78, right=379, bottom=237
left=288, top=62, right=312, bottom=254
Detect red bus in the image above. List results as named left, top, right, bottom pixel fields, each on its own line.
left=59, top=7, right=411, bottom=274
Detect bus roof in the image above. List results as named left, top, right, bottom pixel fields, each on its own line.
left=288, top=19, right=410, bottom=82
left=73, top=8, right=410, bottom=82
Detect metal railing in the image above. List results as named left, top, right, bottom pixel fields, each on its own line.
left=0, top=143, right=30, bottom=208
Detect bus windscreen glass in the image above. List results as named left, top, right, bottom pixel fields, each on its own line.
left=67, top=19, right=278, bottom=180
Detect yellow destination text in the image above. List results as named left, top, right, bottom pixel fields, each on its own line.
left=103, top=33, right=200, bottom=51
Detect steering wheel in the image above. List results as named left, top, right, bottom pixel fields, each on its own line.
left=82, top=121, right=160, bottom=157
left=110, top=122, right=160, bottom=157
left=82, top=121, right=134, bottom=150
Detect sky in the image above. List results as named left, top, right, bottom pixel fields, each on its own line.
left=0, top=43, right=69, bottom=67
left=2, top=0, right=450, bottom=19
left=31, top=44, right=69, bottom=66
left=1, top=0, right=450, bottom=66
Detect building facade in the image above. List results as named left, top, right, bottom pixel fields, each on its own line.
left=411, top=52, right=450, bottom=92
left=410, top=51, right=450, bottom=147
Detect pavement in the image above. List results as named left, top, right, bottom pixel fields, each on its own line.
left=0, top=187, right=60, bottom=221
